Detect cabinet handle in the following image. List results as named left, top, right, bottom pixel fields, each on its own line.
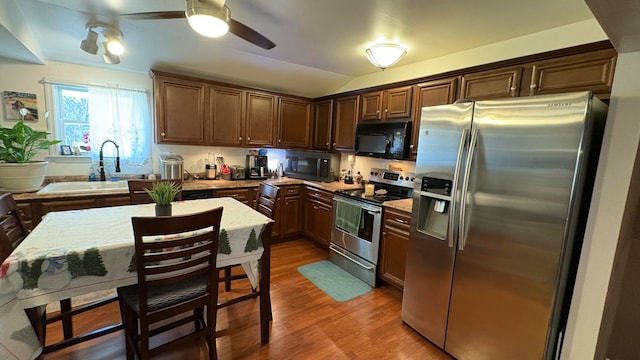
left=510, top=86, right=517, bottom=91
left=239, top=136, right=242, bottom=141
left=394, top=218, right=408, bottom=224
left=278, top=139, right=281, bottom=143
left=384, top=109, right=388, bottom=112
left=529, top=83, right=538, bottom=96
left=409, top=144, right=414, bottom=149
left=161, top=132, right=166, bottom=137
left=332, top=142, right=336, bottom=146
left=247, top=137, right=251, bottom=141
left=326, top=142, right=330, bottom=146
left=376, top=110, right=380, bottom=114
left=530, top=84, right=538, bottom=89
left=313, top=206, right=319, bottom=210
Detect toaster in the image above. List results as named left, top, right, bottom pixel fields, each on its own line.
left=230, top=165, right=246, bottom=180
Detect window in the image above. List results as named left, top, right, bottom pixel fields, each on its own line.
left=48, top=83, right=152, bottom=174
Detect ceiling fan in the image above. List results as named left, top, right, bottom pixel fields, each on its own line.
left=121, top=0, right=275, bottom=50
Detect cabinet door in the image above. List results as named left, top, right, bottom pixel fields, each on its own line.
left=210, top=85, right=244, bottom=147
left=459, top=66, right=522, bottom=100
left=282, top=195, right=301, bottom=236
left=312, top=99, right=333, bottom=150
left=385, top=85, right=413, bottom=119
left=528, top=48, right=617, bottom=99
left=332, top=95, right=359, bottom=152
left=16, top=203, right=35, bottom=230
left=302, top=198, right=316, bottom=240
left=379, top=208, right=411, bottom=289
left=411, top=77, right=459, bottom=158
left=315, top=201, right=333, bottom=248
left=246, top=91, right=276, bottom=147
left=278, top=97, right=311, bottom=149
left=40, top=199, right=100, bottom=214
left=360, top=91, right=383, bottom=121
left=154, top=76, right=208, bottom=145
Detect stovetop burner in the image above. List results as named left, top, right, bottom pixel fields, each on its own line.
left=335, top=168, right=415, bottom=205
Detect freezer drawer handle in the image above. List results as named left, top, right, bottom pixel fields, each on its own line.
left=459, top=128, right=479, bottom=251
left=449, top=128, right=469, bottom=248
left=329, top=244, right=375, bottom=270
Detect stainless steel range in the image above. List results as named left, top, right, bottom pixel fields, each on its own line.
left=331, top=168, right=415, bottom=286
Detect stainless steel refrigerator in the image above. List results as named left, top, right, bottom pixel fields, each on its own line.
left=401, top=91, right=607, bottom=360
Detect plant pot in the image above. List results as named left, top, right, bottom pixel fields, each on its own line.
left=155, top=204, right=172, bottom=216
left=0, top=161, right=49, bottom=192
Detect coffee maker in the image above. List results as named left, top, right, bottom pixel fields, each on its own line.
left=246, top=155, right=268, bottom=179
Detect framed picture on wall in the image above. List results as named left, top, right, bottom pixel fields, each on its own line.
left=3, top=91, right=38, bottom=121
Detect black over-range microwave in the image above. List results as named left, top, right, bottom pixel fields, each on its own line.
left=284, top=150, right=340, bottom=182
left=355, top=121, right=412, bottom=160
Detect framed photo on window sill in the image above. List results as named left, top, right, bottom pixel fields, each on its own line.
left=60, top=145, right=72, bottom=155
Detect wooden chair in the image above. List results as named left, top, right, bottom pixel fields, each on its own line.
left=218, top=182, right=278, bottom=344
left=117, top=207, right=223, bottom=360
left=0, top=193, right=121, bottom=355
left=127, top=179, right=183, bottom=204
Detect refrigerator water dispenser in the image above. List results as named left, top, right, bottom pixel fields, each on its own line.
left=417, top=195, right=449, bottom=240
left=416, top=177, right=453, bottom=240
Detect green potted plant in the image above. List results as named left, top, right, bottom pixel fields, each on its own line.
left=144, top=181, right=182, bottom=216
left=0, top=121, right=61, bottom=192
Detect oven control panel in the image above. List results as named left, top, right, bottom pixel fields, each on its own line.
left=369, top=168, right=415, bottom=188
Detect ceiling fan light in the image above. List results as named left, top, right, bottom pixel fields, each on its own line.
left=186, top=1, right=230, bottom=38
left=365, top=41, right=407, bottom=70
left=105, top=37, right=125, bottom=56
left=80, top=29, right=99, bottom=55
left=103, top=42, right=121, bottom=64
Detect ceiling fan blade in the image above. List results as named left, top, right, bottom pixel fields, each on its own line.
left=121, top=11, right=186, bottom=20
left=229, top=18, right=276, bottom=50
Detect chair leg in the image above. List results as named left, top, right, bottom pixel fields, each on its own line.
left=59, top=298, right=73, bottom=339
left=207, top=304, right=217, bottom=360
left=224, top=267, right=232, bottom=291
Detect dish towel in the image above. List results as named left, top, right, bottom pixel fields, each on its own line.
left=335, top=198, right=362, bottom=236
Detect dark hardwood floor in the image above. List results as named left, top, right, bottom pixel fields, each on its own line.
left=42, top=239, right=452, bottom=360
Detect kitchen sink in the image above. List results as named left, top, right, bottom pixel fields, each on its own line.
left=37, top=180, right=129, bottom=194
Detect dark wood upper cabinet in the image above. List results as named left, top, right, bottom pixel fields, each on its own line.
left=332, top=95, right=359, bottom=152
left=153, top=74, right=208, bottom=145
left=245, top=91, right=277, bottom=147
left=209, top=85, right=244, bottom=147
left=411, top=77, right=459, bottom=158
left=360, top=86, right=413, bottom=121
left=459, top=66, right=523, bottom=100
left=278, top=97, right=311, bottom=149
left=528, top=48, right=617, bottom=99
left=312, top=99, right=333, bottom=151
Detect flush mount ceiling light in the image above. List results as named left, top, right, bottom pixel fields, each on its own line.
left=186, top=0, right=230, bottom=38
left=80, top=22, right=125, bottom=64
left=365, top=39, right=408, bottom=70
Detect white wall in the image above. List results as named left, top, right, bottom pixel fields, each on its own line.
left=560, top=51, right=640, bottom=359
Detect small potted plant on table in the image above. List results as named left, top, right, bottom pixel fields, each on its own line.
left=145, top=181, right=181, bottom=216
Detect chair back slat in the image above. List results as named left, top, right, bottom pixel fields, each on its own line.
left=127, top=179, right=183, bottom=204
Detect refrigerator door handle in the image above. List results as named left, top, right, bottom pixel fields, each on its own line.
left=448, top=128, right=469, bottom=248
left=458, top=127, right=479, bottom=251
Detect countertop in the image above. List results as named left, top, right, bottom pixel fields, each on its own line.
left=11, top=177, right=412, bottom=212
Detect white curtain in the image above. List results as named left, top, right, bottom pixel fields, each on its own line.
left=88, top=85, right=151, bottom=174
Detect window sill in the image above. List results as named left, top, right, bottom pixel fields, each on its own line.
left=45, top=155, right=92, bottom=163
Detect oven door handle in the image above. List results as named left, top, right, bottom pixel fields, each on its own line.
left=333, top=197, right=381, bottom=214
left=330, top=244, right=375, bottom=270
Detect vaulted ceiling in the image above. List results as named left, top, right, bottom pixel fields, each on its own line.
left=2, top=0, right=598, bottom=97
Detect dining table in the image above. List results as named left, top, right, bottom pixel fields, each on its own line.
left=0, top=197, right=273, bottom=360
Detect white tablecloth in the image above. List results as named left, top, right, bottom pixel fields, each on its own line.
left=0, top=197, right=271, bottom=360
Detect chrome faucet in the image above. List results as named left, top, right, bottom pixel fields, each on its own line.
left=99, top=140, right=121, bottom=181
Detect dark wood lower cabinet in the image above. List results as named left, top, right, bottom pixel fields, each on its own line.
left=302, top=186, right=333, bottom=248
left=379, top=207, right=411, bottom=290
left=17, top=194, right=132, bottom=228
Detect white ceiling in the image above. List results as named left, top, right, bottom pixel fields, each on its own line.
left=2, top=0, right=598, bottom=98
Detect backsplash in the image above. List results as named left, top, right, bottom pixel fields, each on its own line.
left=339, top=154, right=416, bottom=180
